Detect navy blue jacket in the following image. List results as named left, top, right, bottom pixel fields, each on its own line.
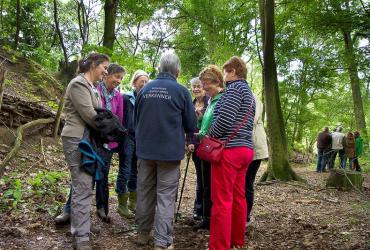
left=122, top=91, right=136, bottom=139
left=135, top=72, right=197, bottom=161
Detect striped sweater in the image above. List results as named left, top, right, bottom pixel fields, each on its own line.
left=207, top=79, right=255, bottom=149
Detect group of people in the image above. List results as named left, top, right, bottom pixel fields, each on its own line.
left=58, top=51, right=268, bottom=250
left=316, top=126, right=364, bottom=172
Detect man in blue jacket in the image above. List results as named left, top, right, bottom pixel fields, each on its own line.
left=134, top=52, right=197, bottom=250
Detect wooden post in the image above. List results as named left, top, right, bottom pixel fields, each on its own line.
left=0, top=67, right=6, bottom=113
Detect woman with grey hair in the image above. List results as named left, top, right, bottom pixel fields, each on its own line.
left=186, top=77, right=209, bottom=221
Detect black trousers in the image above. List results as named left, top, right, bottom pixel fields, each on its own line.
left=193, top=152, right=203, bottom=216
left=245, top=159, right=262, bottom=221
left=201, top=160, right=212, bottom=220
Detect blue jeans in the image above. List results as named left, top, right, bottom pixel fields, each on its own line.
left=329, top=149, right=345, bottom=169
left=116, top=136, right=137, bottom=194
left=316, top=149, right=330, bottom=172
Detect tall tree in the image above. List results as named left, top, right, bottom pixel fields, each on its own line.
left=53, top=0, right=68, bottom=66
left=260, top=0, right=301, bottom=181
left=103, top=0, right=119, bottom=51
left=14, top=0, right=21, bottom=49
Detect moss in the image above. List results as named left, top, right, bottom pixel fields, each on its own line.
left=326, top=169, right=364, bottom=191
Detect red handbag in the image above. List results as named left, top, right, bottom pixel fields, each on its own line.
left=196, top=100, right=254, bottom=163
left=195, top=136, right=225, bottom=163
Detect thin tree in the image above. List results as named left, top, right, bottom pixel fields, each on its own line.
left=53, top=0, right=68, bottom=66
left=103, top=0, right=119, bottom=51
left=14, top=0, right=21, bottom=49
left=260, top=0, right=301, bottom=182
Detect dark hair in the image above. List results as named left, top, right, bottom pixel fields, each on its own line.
left=199, top=65, right=224, bottom=88
left=77, top=53, right=110, bottom=74
left=107, top=63, right=125, bottom=75
left=354, top=131, right=360, bottom=138
left=222, top=56, right=247, bottom=79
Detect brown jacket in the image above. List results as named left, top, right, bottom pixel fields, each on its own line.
left=343, top=136, right=356, bottom=158
left=61, top=74, right=102, bottom=139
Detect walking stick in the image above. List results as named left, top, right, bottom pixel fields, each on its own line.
left=175, top=153, right=191, bottom=222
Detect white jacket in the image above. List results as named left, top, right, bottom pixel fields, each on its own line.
left=252, top=95, right=269, bottom=160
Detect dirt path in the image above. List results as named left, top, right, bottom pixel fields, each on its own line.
left=0, top=136, right=369, bottom=249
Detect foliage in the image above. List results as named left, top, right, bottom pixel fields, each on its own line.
left=0, top=0, right=368, bottom=160
left=0, top=170, right=68, bottom=215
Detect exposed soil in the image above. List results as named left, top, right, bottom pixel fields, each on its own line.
left=0, top=135, right=369, bottom=250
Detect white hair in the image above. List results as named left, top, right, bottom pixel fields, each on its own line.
left=190, top=77, right=201, bottom=85
left=159, top=52, right=181, bottom=76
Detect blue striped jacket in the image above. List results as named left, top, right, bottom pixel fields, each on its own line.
left=207, top=79, right=255, bottom=149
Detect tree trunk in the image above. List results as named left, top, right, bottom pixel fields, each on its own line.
left=14, top=0, right=21, bottom=49
left=77, top=0, right=89, bottom=47
left=0, top=118, right=54, bottom=179
left=0, top=67, right=5, bottom=112
left=53, top=87, right=66, bottom=139
left=260, top=0, right=301, bottom=182
left=342, top=30, right=367, bottom=138
left=53, top=0, right=68, bottom=66
left=103, top=0, right=118, bottom=52
left=258, top=0, right=266, bottom=124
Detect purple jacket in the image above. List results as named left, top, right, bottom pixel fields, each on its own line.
left=97, top=83, right=124, bottom=149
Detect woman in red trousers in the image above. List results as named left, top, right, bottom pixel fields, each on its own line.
left=206, top=56, right=255, bottom=250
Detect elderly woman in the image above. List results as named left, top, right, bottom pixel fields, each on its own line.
left=192, top=65, right=224, bottom=231
left=186, top=77, right=209, bottom=221
left=95, top=63, right=125, bottom=220
left=207, top=56, right=255, bottom=250
left=116, top=70, right=149, bottom=218
left=61, top=53, right=109, bottom=250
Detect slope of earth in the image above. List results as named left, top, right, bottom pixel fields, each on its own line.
left=0, top=135, right=369, bottom=250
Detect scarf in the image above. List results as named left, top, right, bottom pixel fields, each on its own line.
left=101, top=82, right=115, bottom=111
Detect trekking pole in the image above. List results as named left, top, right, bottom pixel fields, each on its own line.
left=175, top=152, right=191, bottom=222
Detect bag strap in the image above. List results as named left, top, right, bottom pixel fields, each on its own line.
left=225, top=98, right=255, bottom=145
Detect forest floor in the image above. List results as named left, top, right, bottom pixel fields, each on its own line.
left=0, top=133, right=369, bottom=250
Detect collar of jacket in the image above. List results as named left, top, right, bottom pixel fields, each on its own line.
left=225, top=79, right=247, bottom=86
left=156, top=72, right=177, bottom=81
left=127, top=90, right=136, bottom=106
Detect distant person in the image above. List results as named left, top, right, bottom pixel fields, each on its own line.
left=207, top=56, right=255, bottom=250
left=186, top=77, right=209, bottom=221
left=343, top=132, right=356, bottom=170
left=134, top=53, right=197, bottom=250
left=328, top=127, right=345, bottom=169
left=60, top=53, right=109, bottom=250
left=354, top=131, right=364, bottom=172
left=245, top=94, right=268, bottom=225
left=116, top=70, right=149, bottom=218
left=316, top=127, right=332, bottom=172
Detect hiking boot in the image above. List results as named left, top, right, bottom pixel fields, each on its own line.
left=96, top=208, right=111, bottom=223
left=128, top=191, right=137, bottom=213
left=136, top=231, right=151, bottom=246
left=117, top=193, right=134, bottom=219
left=54, top=211, right=70, bottom=225
left=193, top=219, right=210, bottom=231
left=154, top=244, right=174, bottom=250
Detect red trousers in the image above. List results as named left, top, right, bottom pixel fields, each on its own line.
left=209, top=147, right=254, bottom=250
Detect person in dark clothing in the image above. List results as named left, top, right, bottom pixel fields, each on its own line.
left=186, top=77, right=209, bottom=221
left=134, top=53, right=197, bottom=249
left=316, top=127, right=332, bottom=172
left=116, top=70, right=149, bottom=219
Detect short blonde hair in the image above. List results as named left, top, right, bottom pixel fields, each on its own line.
left=199, top=65, right=224, bottom=87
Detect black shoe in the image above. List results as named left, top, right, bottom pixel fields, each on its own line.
left=96, top=208, right=111, bottom=223
left=193, top=213, right=202, bottom=221
left=193, top=220, right=210, bottom=231
left=54, top=211, right=70, bottom=225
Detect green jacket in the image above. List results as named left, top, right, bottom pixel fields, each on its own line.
left=198, top=92, right=223, bottom=139
left=355, top=136, right=364, bottom=157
